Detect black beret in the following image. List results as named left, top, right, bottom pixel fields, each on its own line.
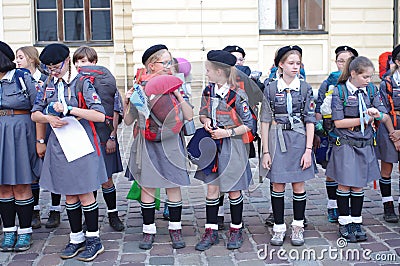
left=142, top=44, right=168, bottom=65
left=0, top=41, right=15, bottom=61
left=335, top=46, right=358, bottom=57
left=223, top=45, right=246, bottom=58
left=207, top=50, right=237, bottom=66
left=392, top=45, right=400, bottom=61
left=274, top=45, right=302, bottom=67
left=39, top=43, right=69, bottom=65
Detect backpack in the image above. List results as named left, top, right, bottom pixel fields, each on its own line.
left=204, top=84, right=257, bottom=144
left=322, top=82, right=376, bottom=133
left=379, top=52, right=392, bottom=79
left=14, top=68, right=31, bottom=98
left=320, top=71, right=341, bottom=131
left=383, top=76, right=400, bottom=128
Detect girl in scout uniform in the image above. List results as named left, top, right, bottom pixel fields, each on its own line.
left=194, top=50, right=253, bottom=251
left=260, top=45, right=315, bottom=247
left=31, top=43, right=107, bottom=262
left=73, top=46, right=125, bottom=232
left=325, top=56, right=395, bottom=242
left=124, top=44, right=193, bottom=250
left=315, top=45, right=358, bottom=223
left=16, top=46, right=62, bottom=230
left=376, top=45, right=400, bottom=223
left=0, top=41, right=44, bottom=252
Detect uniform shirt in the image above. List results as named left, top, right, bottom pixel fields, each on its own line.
left=331, top=80, right=386, bottom=140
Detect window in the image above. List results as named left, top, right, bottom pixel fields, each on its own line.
left=35, top=0, right=112, bottom=45
left=259, top=0, right=325, bottom=33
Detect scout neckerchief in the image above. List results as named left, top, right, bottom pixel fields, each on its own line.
left=57, top=79, right=68, bottom=116
left=346, top=80, right=369, bottom=135
left=277, top=76, right=301, bottom=128
left=211, top=82, right=228, bottom=128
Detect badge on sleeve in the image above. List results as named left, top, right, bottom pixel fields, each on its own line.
left=242, top=101, right=249, bottom=113
left=309, top=99, right=315, bottom=110
left=92, top=92, right=101, bottom=104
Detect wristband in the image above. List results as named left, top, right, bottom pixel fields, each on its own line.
left=109, top=136, right=116, bottom=141
left=375, top=112, right=384, bottom=121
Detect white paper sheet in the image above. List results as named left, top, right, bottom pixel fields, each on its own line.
left=51, top=116, right=95, bottom=162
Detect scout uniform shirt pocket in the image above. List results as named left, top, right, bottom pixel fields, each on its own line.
left=344, top=95, right=359, bottom=117
left=274, top=94, right=286, bottom=114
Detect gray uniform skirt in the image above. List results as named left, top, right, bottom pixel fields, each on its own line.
left=0, top=114, right=41, bottom=185
left=375, top=117, right=400, bottom=163
left=39, top=119, right=108, bottom=195
left=194, top=137, right=252, bottom=192
left=101, top=140, right=123, bottom=178
left=326, top=143, right=380, bottom=187
left=127, top=133, right=190, bottom=188
left=265, top=127, right=315, bottom=183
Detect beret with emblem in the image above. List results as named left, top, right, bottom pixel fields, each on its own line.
left=274, top=45, right=302, bottom=67
left=0, top=41, right=15, bottom=61
left=392, top=45, right=400, bottom=61
left=142, top=44, right=168, bottom=65
left=223, top=45, right=246, bottom=58
left=335, top=46, right=358, bottom=57
left=207, top=50, right=237, bottom=67
left=39, top=43, right=70, bottom=65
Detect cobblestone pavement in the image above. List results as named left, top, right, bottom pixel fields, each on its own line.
left=2, top=123, right=400, bottom=266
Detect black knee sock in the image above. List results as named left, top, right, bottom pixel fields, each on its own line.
left=0, top=198, right=16, bottom=228
left=229, top=194, right=244, bottom=226
left=102, top=185, right=117, bottom=211
left=31, top=183, right=40, bottom=207
left=141, top=202, right=155, bottom=225
left=206, top=198, right=219, bottom=225
left=167, top=200, right=182, bottom=222
left=293, top=192, right=306, bottom=221
left=66, top=201, right=82, bottom=233
left=336, top=189, right=350, bottom=216
left=325, top=181, right=338, bottom=200
left=379, top=177, right=392, bottom=198
left=15, top=197, right=34, bottom=229
left=93, top=190, right=97, bottom=200
left=82, top=202, right=99, bottom=233
left=51, top=193, right=61, bottom=207
left=271, top=190, right=285, bottom=224
left=350, top=190, right=364, bottom=217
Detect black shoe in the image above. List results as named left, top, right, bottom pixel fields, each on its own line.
left=352, top=223, right=368, bottom=242
left=108, top=212, right=124, bottom=232
left=339, top=224, right=357, bottom=243
left=45, top=211, right=61, bottom=228
left=226, top=227, right=243, bottom=250
left=195, top=228, right=219, bottom=251
left=217, top=216, right=225, bottom=230
left=169, top=229, right=185, bottom=249
left=31, top=210, right=41, bottom=229
left=265, top=213, right=274, bottom=227
left=383, top=201, right=399, bottom=223
left=139, top=233, right=155, bottom=250
left=60, top=241, right=86, bottom=259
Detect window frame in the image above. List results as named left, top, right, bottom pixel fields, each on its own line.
left=34, top=0, right=113, bottom=47
left=259, top=0, right=327, bottom=35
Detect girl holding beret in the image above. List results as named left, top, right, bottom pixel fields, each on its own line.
left=31, top=43, right=107, bottom=261
left=124, top=44, right=193, bottom=250
left=0, top=41, right=45, bottom=252
left=261, top=45, right=315, bottom=246
left=194, top=50, right=253, bottom=251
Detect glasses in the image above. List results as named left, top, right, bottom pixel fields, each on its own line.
left=46, top=60, right=65, bottom=74
left=154, top=60, right=172, bottom=68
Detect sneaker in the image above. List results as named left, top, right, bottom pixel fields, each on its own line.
left=169, top=229, right=185, bottom=249
left=195, top=228, right=219, bottom=251
left=31, top=210, right=41, bottom=229
left=265, top=213, right=274, bottom=227
left=270, top=231, right=286, bottom=246
left=14, top=233, right=33, bottom=252
left=77, top=237, right=104, bottom=262
left=226, top=227, right=243, bottom=250
left=290, top=225, right=305, bottom=246
left=352, top=223, right=368, bottom=242
left=338, top=224, right=357, bottom=243
left=327, top=208, right=339, bottom=223
left=383, top=202, right=399, bottom=223
left=0, top=231, right=17, bottom=252
left=45, top=210, right=61, bottom=228
left=108, top=212, right=124, bottom=232
left=139, top=233, right=155, bottom=250
left=60, top=241, right=86, bottom=259
left=217, top=216, right=225, bottom=230
left=163, top=202, right=170, bottom=220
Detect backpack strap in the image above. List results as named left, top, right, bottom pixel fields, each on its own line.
left=337, top=84, right=348, bottom=106
left=384, top=76, right=397, bottom=127
left=299, top=80, right=308, bottom=116
left=268, top=81, right=277, bottom=116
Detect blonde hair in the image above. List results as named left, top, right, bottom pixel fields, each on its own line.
left=144, top=49, right=171, bottom=73
left=277, top=50, right=302, bottom=73
left=16, top=46, right=41, bottom=69
left=208, top=61, right=238, bottom=88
